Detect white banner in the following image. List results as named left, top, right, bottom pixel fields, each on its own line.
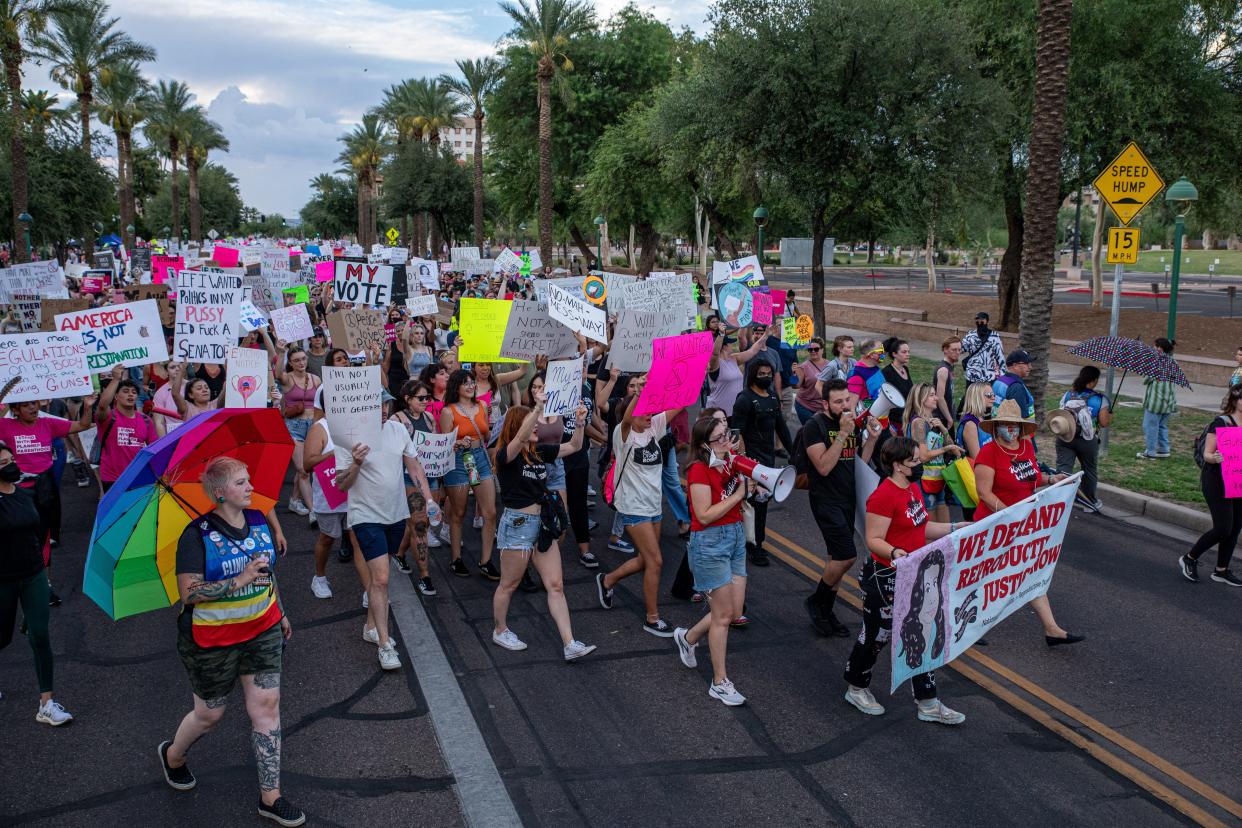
left=0, top=331, right=92, bottom=402
left=0, top=260, right=67, bottom=301
left=414, top=428, right=456, bottom=478
left=609, top=309, right=688, bottom=372
left=224, top=345, right=269, bottom=408
left=323, top=366, right=382, bottom=465
left=406, top=294, right=439, bottom=317
left=544, top=358, right=583, bottom=417
left=333, top=261, right=393, bottom=306
left=622, top=274, right=697, bottom=328
left=54, top=299, right=169, bottom=373
left=238, top=299, right=268, bottom=333
left=174, top=270, right=243, bottom=364
left=270, top=303, right=314, bottom=343
left=546, top=284, right=607, bottom=343
left=408, top=258, right=440, bottom=291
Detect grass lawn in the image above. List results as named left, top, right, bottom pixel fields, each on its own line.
left=1131, top=249, right=1242, bottom=277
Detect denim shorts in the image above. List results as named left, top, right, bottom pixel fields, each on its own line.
left=546, top=457, right=566, bottom=491
left=353, top=521, right=406, bottom=562
left=619, top=512, right=661, bottom=528
left=688, top=522, right=747, bottom=592
left=442, top=447, right=494, bottom=487
left=285, top=417, right=312, bottom=443
left=404, top=470, right=439, bottom=491
left=496, top=507, right=540, bottom=552
left=922, top=482, right=947, bottom=510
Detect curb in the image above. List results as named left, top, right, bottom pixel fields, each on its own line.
left=1097, top=482, right=1211, bottom=534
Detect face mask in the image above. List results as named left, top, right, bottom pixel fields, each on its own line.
left=0, top=462, right=21, bottom=483
left=709, top=450, right=729, bottom=468
left=997, top=425, right=1020, bottom=442
left=754, top=376, right=773, bottom=390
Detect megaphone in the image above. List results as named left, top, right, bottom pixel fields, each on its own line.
left=729, top=454, right=796, bottom=503
left=867, top=383, right=905, bottom=420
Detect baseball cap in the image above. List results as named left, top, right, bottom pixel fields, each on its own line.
left=975, top=311, right=990, bottom=321
left=1006, top=348, right=1032, bottom=366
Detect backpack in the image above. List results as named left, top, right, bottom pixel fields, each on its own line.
left=990, top=374, right=1019, bottom=417
left=1194, top=415, right=1233, bottom=469
left=1061, top=393, right=1097, bottom=442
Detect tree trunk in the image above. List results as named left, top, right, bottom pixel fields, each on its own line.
left=169, top=138, right=182, bottom=241
left=636, top=223, right=660, bottom=275
left=810, top=208, right=828, bottom=337
left=536, top=62, right=554, bottom=274
left=5, top=50, right=29, bottom=263
left=188, top=155, right=202, bottom=244
left=568, top=224, right=595, bottom=265
left=1090, top=198, right=1105, bottom=309
left=78, top=80, right=92, bottom=155
left=400, top=215, right=409, bottom=247
left=473, top=108, right=485, bottom=252
left=357, top=174, right=367, bottom=245
left=925, top=223, right=937, bottom=292
left=116, top=130, right=131, bottom=250
left=1018, top=0, right=1074, bottom=416
left=700, top=210, right=710, bottom=276
left=997, top=156, right=1023, bottom=331
left=628, top=224, right=637, bottom=269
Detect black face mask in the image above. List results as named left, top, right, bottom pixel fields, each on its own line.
left=754, top=376, right=774, bottom=390
left=0, top=462, right=21, bottom=483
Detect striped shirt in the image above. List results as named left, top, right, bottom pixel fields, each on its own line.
left=1142, top=377, right=1178, bottom=415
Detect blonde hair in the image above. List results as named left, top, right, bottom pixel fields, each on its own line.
left=903, top=382, right=935, bottom=430
left=202, top=457, right=248, bottom=502
left=962, top=382, right=993, bottom=419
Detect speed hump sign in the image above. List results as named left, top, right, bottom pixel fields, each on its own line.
left=1106, top=227, right=1140, bottom=264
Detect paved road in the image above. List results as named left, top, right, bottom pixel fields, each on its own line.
left=5, top=459, right=1241, bottom=826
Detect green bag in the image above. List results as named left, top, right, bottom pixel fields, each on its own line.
left=941, top=457, right=978, bottom=508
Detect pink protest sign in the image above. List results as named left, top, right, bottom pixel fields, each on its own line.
left=152, top=255, right=183, bottom=284
left=82, top=276, right=105, bottom=294
left=213, top=246, right=240, bottom=267
left=384, top=323, right=397, bottom=343
left=313, top=458, right=348, bottom=510
left=1216, top=426, right=1242, bottom=497
left=751, top=291, right=773, bottom=324
left=111, top=289, right=127, bottom=304
left=315, top=260, right=335, bottom=282
left=634, top=332, right=713, bottom=416
left=770, top=289, right=787, bottom=316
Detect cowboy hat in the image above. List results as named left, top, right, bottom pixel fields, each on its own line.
left=979, top=399, right=1038, bottom=438
left=1046, top=408, right=1077, bottom=441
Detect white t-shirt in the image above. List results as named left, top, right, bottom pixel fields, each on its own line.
left=612, top=412, right=666, bottom=518
left=339, top=419, right=417, bottom=527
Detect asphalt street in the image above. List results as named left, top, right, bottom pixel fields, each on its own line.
left=4, top=457, right=1240, bottom=826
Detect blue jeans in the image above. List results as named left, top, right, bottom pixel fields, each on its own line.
left=1143, top=410, right=1171, bottom=456
left=661, top=445, right=690, bottom=524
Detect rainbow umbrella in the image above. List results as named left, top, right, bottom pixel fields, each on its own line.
left=83, top=408, right=294, bottom=620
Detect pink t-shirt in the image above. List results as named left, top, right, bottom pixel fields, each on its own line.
left=152, top=381, right=186, bottom=433
left=98, top=409, right=156, bottom=482
left=0, top=416, right=73, bottom=474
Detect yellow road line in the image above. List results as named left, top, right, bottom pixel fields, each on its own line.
left=760, top=528, right=1239, bottom=826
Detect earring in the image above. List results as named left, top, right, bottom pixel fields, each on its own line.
left=216, top=495, right=225, bottom=503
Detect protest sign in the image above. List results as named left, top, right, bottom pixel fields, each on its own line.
left=1215, top=427, right=1242, bottom=497
left=39, top=298, right=90, bottom=331
left=610, top=309, right=688, bottom=372
left=712, top=254, right=764, bottom=285
left=751, top=291, right=773, bottom=325
left=634, top=332, right=713, bottom=416
left=890, top=474, right=1081, bottom=691
left=389, top=246, right=409, bottom=265
left=224, top=345, right=269, bottom=409
left=92, top=250, right=117, bottom=273
left=151, top=255, right=183, bottom=284
left=526, top=249, right=543, bottom=271
left=0, top=331, right=92, bottom=402
left=326, top=307, right=385, bottom=353
left=1, top=260, right=66, bottom=301
left=413, top=429, right=457, bottom=478
left=409, top=258, right=440, bottom=291
left=213, top=246, right=240, bottom=267
left=314, top=260, right=334, bottom=282
left=270, top=304, right=315, bottom=342
left=241, top=273, right=276, bottom=313
left=389, top=263, right=408, bottom=306
left=782, top=317, right=797, bottom=346
left=55, top=299, right=169, bottom=372
left=81, top=271, right=108, bottom=294
left=313, top=459, right=347, bottom=510
left=621, top=275, right=696, bottom=328
left=133, top=284, right=173, bottom=326
left=333, top=260, right=392, bottom=306
left=450, top=247, right=481, bottom=268
left=495, top=247, right=523, bottom=275
left=261, top=249, right=289, bottom=272
left=174, top=270, right=243, bottom=364
left=323, top=366, right=382, bottom=465
left=130, top=247, right=151, bottom=276
left=544, top=358, right=583, bottom=417
left=406, top=294, right=439, bottom=317
left=770, top=289, right=787, bottom=316
left=13, top=295, right=40, bottom=332
left=715, top=281, right=754, bottom=328
left=282, top=285, right=311, bottom=305
left=239, top=300, right=268, bottom=333
left=458, top=298, right=523, bottom=363
left=498, top=300, right=578, bottom=361
left=546, top=284, right=607, bottom=343
left=439, top=262, right=454, bottom=275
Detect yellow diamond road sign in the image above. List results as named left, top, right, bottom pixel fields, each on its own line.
left=1093, top=142, right=1164, bottom=226
left=385, top=227, right=399, bottom=244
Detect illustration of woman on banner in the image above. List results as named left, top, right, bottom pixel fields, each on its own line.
left=898, top=547, right=948, bottom=673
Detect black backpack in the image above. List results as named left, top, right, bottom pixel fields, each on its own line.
left=1194, top=415, right=1233, bottom=469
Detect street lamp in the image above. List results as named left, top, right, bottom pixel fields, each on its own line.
left=18, top=212, right=32, bottom=261
left=518, top=222, right=527, bottom=253
left=1165, top=176, right=1198, bottom=340
left=753, top=205, right=769, bottom=264
left=594, top=215, right=606, bottom=270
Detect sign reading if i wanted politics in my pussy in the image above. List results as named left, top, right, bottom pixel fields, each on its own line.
left=175, top=270, right=243, bottom=364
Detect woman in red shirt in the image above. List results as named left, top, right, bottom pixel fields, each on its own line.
left=671, top=415, right=754, bottom=706
left=844, top=436, right=967, bottom=725
left=974, top=399, right=1083, bottom=647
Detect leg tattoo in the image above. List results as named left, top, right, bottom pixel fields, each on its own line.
left=251, top=672, right=281, bottom=690
left=204, top=695, right=229, bottom=709
left=414, top=538, right=429, bottom=567
left=251, top=727, right=282, bottom=792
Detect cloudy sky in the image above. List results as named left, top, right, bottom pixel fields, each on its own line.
left=23, top=0, right=711, bottom=219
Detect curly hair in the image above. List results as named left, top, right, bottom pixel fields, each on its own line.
left=898, top=547, right=947, bottom=670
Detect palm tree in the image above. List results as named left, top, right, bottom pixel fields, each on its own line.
left=21, top=89, right=60, bottom=141
left=31, top=0, right=155, bottom=155
left=142, top=79, right=194, bottom=241
left=440, top=57, right=498, bottom=252
left=337, top=113, right=388, bottom=248
left=0, top=0, right=51, bottom=262
left=412, top=78, right=466, bottom=254
left=375, top=78, right=424, bottom=246
left=184, top=108, right=228, bottom=243
left=499, top=0, right=595, bottom=268
left=95, top=60, right=148, bottom=250
left=1017, top=0, right=1074, bottom=414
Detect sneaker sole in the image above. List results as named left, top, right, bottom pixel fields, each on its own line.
left=643, top=626, right=674, bottom=638
left=258, top=806, right=306, bottom=827
left=1210, top=574, right=1242, bottom=586
left=708, top=687, right=746, bottom=706
left=158, top=742, right=196, bottom=790
left=36, top=712, right=73, bottom=727
left=844, top=692, right=885, bottom=716
left=595, top=574, right=612, bottom=609
left=492, top=638, right=528, bottom=651
left=579, top=558, right=600, bottom=569
left=379, top=657, right=402, bottom=671
left=564, top=644, right=597, bottom=661
left=674, top=632, right=697, bottom=669
left=1179, top=558, right=1199, bottom=583
left=607, top=545, right=632, bottom=553
left=918, top=711, right=966, bottom=725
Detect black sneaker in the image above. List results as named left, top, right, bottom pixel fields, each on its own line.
left=393, top=556, right=412, bottom=574
left=449, top=558, right=470, bottom=578
left=643, top=618, right=674, bottom=637
left=478, top=561, right=501, bottom=581
left=158, top=740, right=196, bottom=791
left=48, top=590, right=61, bottom=607
left=337, top=546, right=352, bottom=563
left=748, top=547, right=771, bottom=567
left=804, top=595, right=835, bottom=636
left=825, top=611, right=851, bottom=638
left=417, top=577, right=436, bottom=596
left=595, top=572, right=613, bottom=609
left=519, top=570, right=541, bottom=593
left=74, top=463, right=91, bottom=487
left=578, top=551, right=599, bottom=569
left=257, top=796, right=306, bottom=827
left=1211, top=569, right=1242, bottom=587
left=1179, top=554, right=1199, bottom=583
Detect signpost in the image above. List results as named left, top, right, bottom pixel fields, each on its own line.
left=386, top=227, right=399, bottom=245
left=1093, top=143, right=1165, bottom=453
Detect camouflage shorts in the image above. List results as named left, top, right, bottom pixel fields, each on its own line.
left=176, top=622, right=283, bottom=702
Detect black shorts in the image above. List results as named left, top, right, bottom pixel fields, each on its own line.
left=811, top=499, right=857, bottom=562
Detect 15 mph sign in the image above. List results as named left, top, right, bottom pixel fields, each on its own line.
left=1093, top=142, right=1164, bottom=226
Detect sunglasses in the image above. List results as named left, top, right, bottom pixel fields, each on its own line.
left=806, top=347, right=821, bottom=352
left=411, top=394, right=431, bottom=401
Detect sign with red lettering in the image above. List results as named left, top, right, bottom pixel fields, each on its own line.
left=332, top=260, right=393, bottom=307
left=889, top=474, right=1081, bottom=690
left=174, top=270, right=243, bottom=364
left=0, top=331, right=92, bottom=402
left=54, top=299, right=169, bottom=373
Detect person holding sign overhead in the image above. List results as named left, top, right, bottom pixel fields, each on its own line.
left=271, top=342, right=322, bottom=520
left=1179, top=385, right=1242, bottom=587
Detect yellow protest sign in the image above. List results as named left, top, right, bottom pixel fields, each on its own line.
left=795, top=314, right=814, bottom=344
left=1093, top=142, right=1164, bottom=226
left=1106, top=227, right=1140, bottom=264
left=457, top=298, right=525, bottom=363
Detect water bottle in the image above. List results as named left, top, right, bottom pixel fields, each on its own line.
left=427, top=500, right=442, bottom=527
left=463, top=450, right=481, bottom=487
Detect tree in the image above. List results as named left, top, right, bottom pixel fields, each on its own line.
left=142, top=79, right=194, bottom=240
left=1017, top=0, right=1073, bottom=413
left=143, top=163, right=242, bottom=237
left=0, top=0, right=51, bottom=262
left=498, top=0, right=595, bottom=268
left=374, top=78, right=423, bottom=245
left=31, top=0, right=155, bottom=155
left=382, top=141, right=473, bottom=248
left=94, top=59, right=148, bottom=249
left=21, top=89, right=61, bottom=141
left=411, top=78, right=465, bottom=253
left=337, top=113, right=387, bottom=248
left=300, top=173, right=356, bottom=238
left=183, top=107, right=228, bottom=243
left=440, top=57, right=499, bottom=252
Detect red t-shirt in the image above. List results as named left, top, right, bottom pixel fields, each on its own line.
left=0, top=415, right=73, bottom=474
left=973, top=438, right=1041, bottom=518
left=686, top=460, right=743, bottom=532
left=866, top=478, right=928, bottom=564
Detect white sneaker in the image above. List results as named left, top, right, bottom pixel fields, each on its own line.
left=439, top=524, right=452, bottom=543
left=472, top=515, right=484, bottom=530
left=427, top=531, right=442, bottom=548
left=673, top=627, right=697, bottom=668
left=587, top=484, right=597, bottom=496
left=378, top=645, right=401, bottom=670
left=288, top=499, right=310, bottom=516
left=492, top=628, right=528, bottom=651
left=917, top=698, right=966, bottom=725
left=845, top=685, right=885, bottom=716
left=362, top=625, right=396, bottom=649
left=708, top=678, right=746, bottom=706
left=310, top=575, right=332, bottom=599
left=563, top=640, right=597, bottom=661
left=361, top=590, right=369, bottom=609
left=36, top=699, right=73, bottom=726
left=308, top=512, right=318, bottom=527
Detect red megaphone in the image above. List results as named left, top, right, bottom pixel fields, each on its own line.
left=728, top=454, right=795, bottom=502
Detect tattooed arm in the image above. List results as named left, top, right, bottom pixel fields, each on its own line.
left=176, top=556, right=267, bottom=605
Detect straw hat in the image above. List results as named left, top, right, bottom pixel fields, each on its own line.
left=979, top=399, right=1038, bottom=438
left=1045, top=408, right=1077, bottom=441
